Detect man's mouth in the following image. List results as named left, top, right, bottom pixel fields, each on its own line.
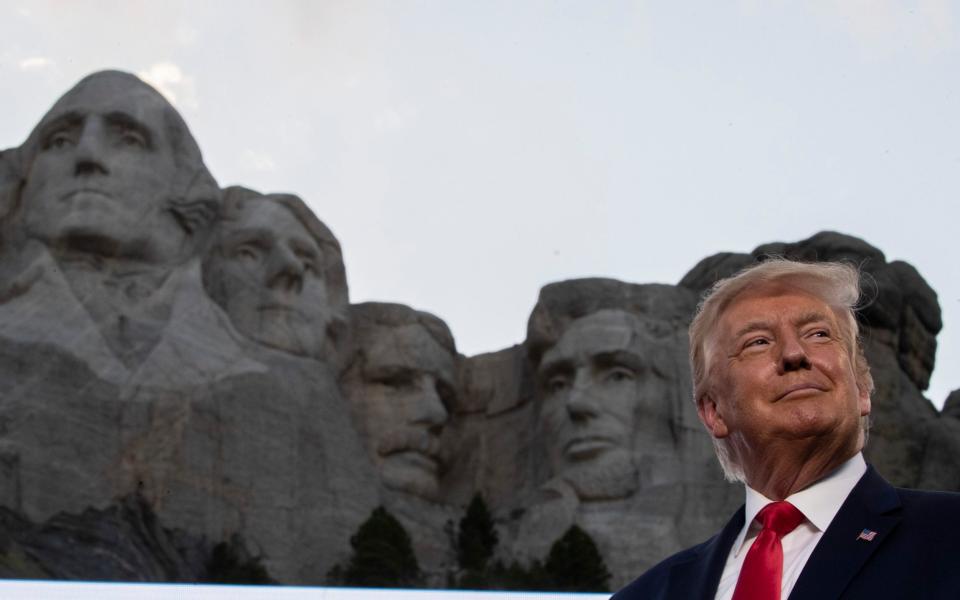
left=379, top=431, right=442, bottom=472
left=257, top=303, right=305, bottom=318
left=62, top=188, right=113, bottom=202
left=564, top=435, right=616, bottom=460
left=776, top=383, right=828, bottom=401
left=385, top=449, right=440, bottom=474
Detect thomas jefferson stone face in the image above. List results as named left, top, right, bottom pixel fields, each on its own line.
left=538, top=309, right=657, bottom=500
left=21, top=74, right=185, bottom=263
left=347, top=322, right=456, bottom=500
left=205, top=199, right=332, bottom=358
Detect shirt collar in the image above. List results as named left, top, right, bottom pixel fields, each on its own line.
left=730, top=452, right=867, bottom=557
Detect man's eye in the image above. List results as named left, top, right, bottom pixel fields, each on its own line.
left=546, top=376, right=570, bottom=394
left=45, top=131, right=74, bottom=150
left=745, top=338, right=769, bottom=348
left=233, top=245, right=261, bottom=262
left=375, top=374, right=416, bottom=389
left=296, top=252, right=320, bottom=275
left=119, top=130, right=147, bottom=148
left=604, top=367, right=635, bottom=383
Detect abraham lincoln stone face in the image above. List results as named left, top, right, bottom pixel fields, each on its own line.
left=537, top=309, right=663, bottom=501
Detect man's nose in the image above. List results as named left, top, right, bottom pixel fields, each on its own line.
left=411, top=375, right=448, bottom=434
left=73, top=121, right=109, bottom=177
left=266, top=244, right=304, bottom=293
left=566, top=372, right=600, bottom=422
left=778, top=334, right=811, bottom=373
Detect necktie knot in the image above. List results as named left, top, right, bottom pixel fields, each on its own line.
left=756, top=501, right=805, bottom=538
left=731, top=501, right=806, bottom=600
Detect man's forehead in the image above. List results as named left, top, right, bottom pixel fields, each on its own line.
left=42, top=76, right=170, bottom=130
left=717, top=285, right=839, bottom=338
left=541, top=310, right=646, bottom=368
left=226, top=201, right=317, bottom=246
left=363, top=323, right=455, bottom=378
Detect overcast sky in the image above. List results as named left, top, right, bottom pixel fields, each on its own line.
left=1, top=0, right=957, bottom=408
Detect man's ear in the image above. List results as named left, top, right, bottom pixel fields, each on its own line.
left=697, top=393, right=729, bottom=439
left=857, top=382, right=871, bottom=418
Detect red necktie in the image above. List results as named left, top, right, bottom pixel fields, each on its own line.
left=731, top=501, right=805, bottom=600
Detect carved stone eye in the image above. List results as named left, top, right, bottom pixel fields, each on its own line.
left=234, top=244, right=261, bottom=263
left=119, top=130, right=147, bottom=148
left=46, top=131, right=74, bottom=150
left=604, top=367, right=635, bottom=383
left=547, top=375, right=571, bottom=394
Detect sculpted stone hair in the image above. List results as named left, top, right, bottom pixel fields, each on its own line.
left=689, top=259, right=875, bottom=481
left=526, top=278, right=696, bottom=367
left=347, top=302, right=456, bottom=361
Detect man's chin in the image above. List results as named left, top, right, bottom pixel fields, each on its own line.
left=380, top=454, right=440, bottom=501
left=247, top=320, right=323, bottom=358
left=560, top=448, right=638, bottom=502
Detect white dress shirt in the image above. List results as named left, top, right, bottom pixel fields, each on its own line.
left=714, top=452, right=867, bottom=600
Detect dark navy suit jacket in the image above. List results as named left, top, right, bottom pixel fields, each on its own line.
left=612, top=466, right=960, bottom=599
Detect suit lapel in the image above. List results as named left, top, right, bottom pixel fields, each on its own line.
left=788, top=466, right=902, bottom=600
left=667, top=506, right=745, bottom=598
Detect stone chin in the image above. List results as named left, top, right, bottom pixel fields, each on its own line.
left=559, top=447, right=638, bottom=502
left=243, top=311, right=326, bottom=359
left=379, top=451, right=441, bottom=501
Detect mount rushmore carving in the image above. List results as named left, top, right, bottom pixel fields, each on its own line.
left=0, top=71, right=956, bottom=588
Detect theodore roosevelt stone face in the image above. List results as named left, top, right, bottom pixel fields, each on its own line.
left=344, top=306, right=457, bottom=500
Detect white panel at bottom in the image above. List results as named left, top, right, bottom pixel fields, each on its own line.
left=0, top=581, right=611, bottom=600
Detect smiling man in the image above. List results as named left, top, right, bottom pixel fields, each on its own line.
left=613, top=260, right=960, bottom=600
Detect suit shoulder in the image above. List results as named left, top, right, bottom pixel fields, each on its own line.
left=896, top=486, right=960, bottom=505
left=611, top=540, right=710, bottom=600
left=895, top=486, right=960, bottom=521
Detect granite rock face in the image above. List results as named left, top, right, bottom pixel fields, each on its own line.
left=0, top=72, right=957, bottom=589
left=0, top=70, right=378, bottom=584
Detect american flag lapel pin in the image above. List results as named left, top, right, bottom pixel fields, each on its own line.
left=856, top=529, right=878, bottom=542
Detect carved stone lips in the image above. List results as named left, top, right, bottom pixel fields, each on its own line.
left=392, top=449, right=440, bottom=474
left=565, top=435, right=616, bottom=460
left=63, top=188, right=112, bottom=201
left=777, top=382, right=829, bottom=401
left=381, top=431, right=441, bottom=472
left=257, top=303, right=305, bottom=318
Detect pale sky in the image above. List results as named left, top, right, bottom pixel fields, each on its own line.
left=1, top=0, right=957, bottom=408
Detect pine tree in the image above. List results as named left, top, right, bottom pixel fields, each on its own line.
left=542, top=525, right=611, bottom=592
left=456, top=493, right=499, bottom=572
left=203, top=535, right=275, bottom=584
left=330, top=506, right=422, bottom=588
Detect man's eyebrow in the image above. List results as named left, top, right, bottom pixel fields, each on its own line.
left=733, top=320, right=773, bottom=340
left=593, top=350, right=643, bottom=371
left=38, top=111, right=83, bottom=138
left=290, top=236, right=322, bottom=258
left=795, top=311, right=831, bottom=328
left=104, top=111, right=155, bottom=147
left=224, top=227, right=272, bottom=245
left=538, top=357, right=573, bottom=378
